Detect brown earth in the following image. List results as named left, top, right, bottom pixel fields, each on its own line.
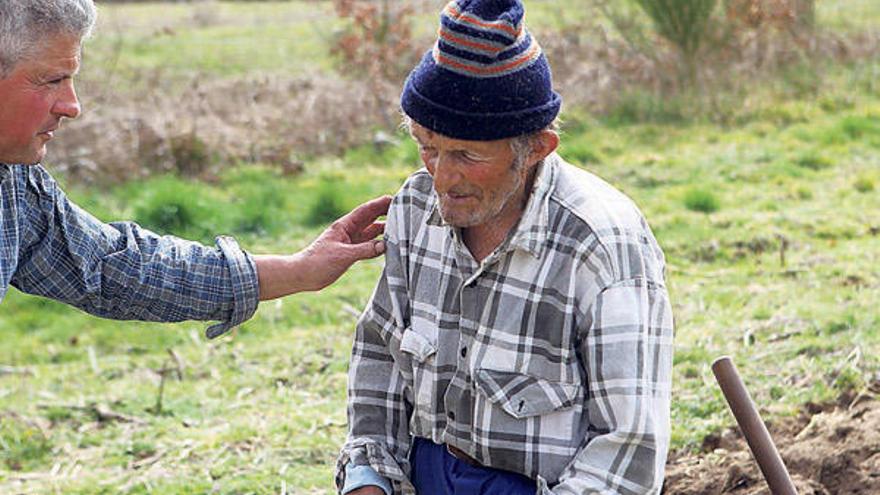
left=664, top=393, right=880, bottom=494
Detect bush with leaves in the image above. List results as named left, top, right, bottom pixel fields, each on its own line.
left=595, top=0, right=819, bottom=91
left=633, top=0, right=720, bottom=86
left=331, top=0, right=424, bottom=128
left=331, top=0, right=422, bottom=83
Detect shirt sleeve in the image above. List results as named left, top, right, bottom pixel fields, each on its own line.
left=341, top=462, right=393, bottom=495
left=336, top=194, right=416, bottom=495
left=10, top=166, right=259, bottom=338
left=549, top=274, right=674, bottom=495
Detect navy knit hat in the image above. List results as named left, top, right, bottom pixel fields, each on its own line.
left=401, top=0, right=561, bottom=141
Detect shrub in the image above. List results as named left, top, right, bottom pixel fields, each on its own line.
left=794, top=151, right=832, bottom=170
left=683, top=187, right=721, bottom=213
left=132, top=176, right=226, bottom=243
left=839, top=116, right=880, bottom=142
left=725, top=0, right=815, bottom=32
left=224, top=167, right=288, bottom=236
left=169, top=131, right=214, bottom=178
left=331, top=0, right=418, bottom=80
left=854, top=176, right=875, bottom=193
left=306, top=180, right=347, bottom=227
left=632, top=0, right=720, bottom=85
left=795, top=186, right=813, bottom=200
left=815, top=116, right=880, bottom=146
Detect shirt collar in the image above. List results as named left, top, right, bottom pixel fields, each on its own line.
left=425, top=153, right=558, bottom=259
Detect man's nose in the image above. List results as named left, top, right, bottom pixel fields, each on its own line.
left=53, top=81, right=81, bottom=120
left=432, top=153, right=461, bottom=193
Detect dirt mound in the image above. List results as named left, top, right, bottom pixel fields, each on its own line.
left=664, top=395, right=880, bottom=494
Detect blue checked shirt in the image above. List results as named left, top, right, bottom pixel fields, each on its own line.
left=338, top=154, right=674, bottom=494
left=0, top=164, right=259, bottom=338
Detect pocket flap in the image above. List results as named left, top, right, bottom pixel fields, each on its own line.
left=399, top=330, right=437, bottom=362
left=474, top=368, right=579, bottom=419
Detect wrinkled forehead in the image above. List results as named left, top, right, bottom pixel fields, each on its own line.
left=21, top=34, right=82, bottom=74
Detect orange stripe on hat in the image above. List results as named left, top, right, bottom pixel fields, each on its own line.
left=445, top=2, right=522, bottom=38
left=436, top=41, right=540, bottom=76
left=438, top=28, right=506, bottom=54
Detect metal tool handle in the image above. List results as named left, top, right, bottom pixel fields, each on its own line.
left=711, top=356, right=798, bottom=495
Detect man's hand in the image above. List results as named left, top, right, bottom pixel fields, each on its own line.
left=346, top=487, right=386, bottom=495
left=254, top=195, right=392, bottom=300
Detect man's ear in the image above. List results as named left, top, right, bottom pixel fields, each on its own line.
left=529, top=130, right=560, bottom=164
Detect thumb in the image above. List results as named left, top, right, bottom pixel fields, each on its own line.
left=343, top=239, right=386, bottom=262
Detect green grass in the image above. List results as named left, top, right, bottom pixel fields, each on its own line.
left=1, top=1, right=879, bottom=493
left=84, top=1, right=338, bottom=81
left=4, top=85, right=878, bottom=491
left=817, top=0, right=880, bottom=32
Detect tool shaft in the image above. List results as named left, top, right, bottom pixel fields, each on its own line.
left=712, top=356, right=798, bottom=495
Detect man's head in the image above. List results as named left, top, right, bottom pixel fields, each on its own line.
left=404, top=117, right=558, bottom=229
left=0, top=0, right=96, bottom=165
left=400, top=0, right=561, bottom=230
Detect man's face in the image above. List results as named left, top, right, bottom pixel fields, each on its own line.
left=411, top=123, right=530, bottom=229
left=0, top=34, right=82, bottom=165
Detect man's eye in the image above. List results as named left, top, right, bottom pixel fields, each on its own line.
left=420, top=146, right=437, bottom=155
left=45, top=75, right=71, bottom=86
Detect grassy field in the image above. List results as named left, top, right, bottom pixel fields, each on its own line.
left=1, top=1, right=879, bottom=493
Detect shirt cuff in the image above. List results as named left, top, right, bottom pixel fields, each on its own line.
left=205, top=236, right=260, bottom=339
left=342, top=462, right=393, bottom=495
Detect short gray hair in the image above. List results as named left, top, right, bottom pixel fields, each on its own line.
left=509, top=119, right=559, bottom=171
left=0, top=0, right=97, bottom=78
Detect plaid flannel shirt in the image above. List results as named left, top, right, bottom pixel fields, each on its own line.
left=338, top=154, right=673, bottom=494
left=0, top=164, right=259, bottom=338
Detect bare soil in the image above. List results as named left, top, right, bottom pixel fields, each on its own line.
left=664, top=393, right=880, bottom=494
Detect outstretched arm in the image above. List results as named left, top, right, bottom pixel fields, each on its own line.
left=254, top=195, right=392, bottom=300
left=9, top=165, right=390, bottom=338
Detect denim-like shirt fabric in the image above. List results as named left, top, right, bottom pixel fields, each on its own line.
left=0, top=164, right=259, bottom=337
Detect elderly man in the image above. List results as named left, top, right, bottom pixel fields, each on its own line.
left=0, top=0, right=389, bottom=337
left=336, top=1, right=674, bottom=494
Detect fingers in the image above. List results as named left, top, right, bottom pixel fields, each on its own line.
left=344, top=239, right=386, bottom=261
left=352, top=221, right=385, bottom=243
left=336, top=195, right=392, bottom=235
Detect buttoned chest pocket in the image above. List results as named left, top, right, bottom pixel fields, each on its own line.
left=472, top=368, right=582, bottom=450
left=399, top=322, right=438, bottom=411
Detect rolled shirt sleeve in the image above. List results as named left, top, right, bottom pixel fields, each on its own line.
left=205, top=236, right=260, bottom=338
left=8, top=165, right=260, bottom=337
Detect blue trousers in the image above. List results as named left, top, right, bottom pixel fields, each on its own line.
left=410, top=437, right=537, bottom=495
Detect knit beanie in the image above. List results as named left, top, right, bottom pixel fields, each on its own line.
left=401, top=0, right=561, bottom=141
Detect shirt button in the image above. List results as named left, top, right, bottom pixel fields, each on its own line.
left=460, top=347, right=467, bottom=358
left=448, top=411, right=456, bottom=421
